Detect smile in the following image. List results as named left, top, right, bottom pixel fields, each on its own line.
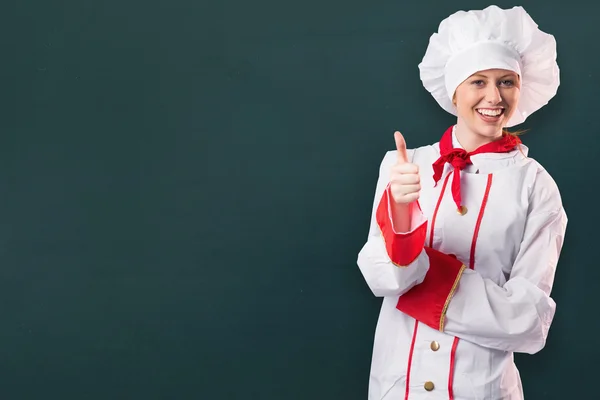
left=476, top=108, right=504, bottom=117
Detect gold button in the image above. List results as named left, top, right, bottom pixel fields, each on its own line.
left=430, top=341, right=440, bottom=351
left=457, top=205, right=468, bottom=215
left=424, top=381, right=435, bottom=391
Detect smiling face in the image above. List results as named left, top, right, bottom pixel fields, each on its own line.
left=452, top=69, right=521, bottom=150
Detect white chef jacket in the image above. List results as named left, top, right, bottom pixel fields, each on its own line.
left=357, top=129, right=568, bottom=400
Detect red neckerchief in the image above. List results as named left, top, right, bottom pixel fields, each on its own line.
left=432, top=126, right=521, bottom=209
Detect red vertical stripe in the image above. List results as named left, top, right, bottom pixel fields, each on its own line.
left=448, top=173, right=493, bottom=399
left=469, top=174, right=493, bottom=270
left=447, top=337, right=460, bottom=400
left=429, top=172, right=451, bottom=247
left=404, top=321, right=419, bottom=400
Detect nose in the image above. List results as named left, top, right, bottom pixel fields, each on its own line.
left=485, top=84, right=502, bottom=104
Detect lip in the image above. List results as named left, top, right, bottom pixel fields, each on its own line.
left=476, top=108, right=504, bottom=123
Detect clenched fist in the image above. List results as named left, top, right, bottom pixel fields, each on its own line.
left=390, top=131, right=421, bottom=204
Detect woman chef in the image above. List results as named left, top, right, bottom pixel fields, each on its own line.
left=357, top=5, right=568, bottom=400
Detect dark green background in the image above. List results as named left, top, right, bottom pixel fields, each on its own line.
left=2, top=0, right=594, bottom=398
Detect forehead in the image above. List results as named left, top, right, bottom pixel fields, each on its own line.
left=470, top=69, right=520, bottom=78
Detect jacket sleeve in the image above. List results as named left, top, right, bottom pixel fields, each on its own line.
left=356, top=151, right=430, bottom=297
left=396, top=169, right=568, bottom=354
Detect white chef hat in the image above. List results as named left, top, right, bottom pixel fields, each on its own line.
left=419, top=5, right=560, bottom=127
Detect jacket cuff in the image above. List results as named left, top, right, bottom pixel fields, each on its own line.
left=376, top=185, right=427, bottom=267
left=395, top=247, right=466, bottom=331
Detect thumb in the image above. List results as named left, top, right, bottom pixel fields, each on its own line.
left=394, top=131, right=409, bottom=163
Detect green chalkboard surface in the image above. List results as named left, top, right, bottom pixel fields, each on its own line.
left=2, top=0, right=595, bottom=398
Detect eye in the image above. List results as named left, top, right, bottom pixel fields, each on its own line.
left=471, top=80, right=485, bottom=86
left=500, top=79, right=515, bottom=87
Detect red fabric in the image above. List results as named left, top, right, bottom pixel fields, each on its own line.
left=432, top=126, right=521, bottom=209
left=469, top=174, right=493, bottom=269
left=395, top=247, right=465, bottom=331
left=429, top=172, right=452, bottom=248
left=404, top=321, right=419, bottom=400
left=448, top=336, right=460, bottom=400
left=376, top=186, right=427, bottom=266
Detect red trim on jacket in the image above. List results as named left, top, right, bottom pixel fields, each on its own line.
left=429, top=172, right=452, bottom=247
left=448, top=337, right=460, bottom=400
left=404, top=321, right=419, bottom=400
left=469, top=174, right=493, bottom=270
left=376, top=185, right=427, bottom=267
left=395, top=247, right=466, bottom=331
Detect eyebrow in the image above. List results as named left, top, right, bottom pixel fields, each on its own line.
left=471, top=73, right=518, bottom=79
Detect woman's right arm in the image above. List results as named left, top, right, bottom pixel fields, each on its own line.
left=356, top=150, right=431, bottom=297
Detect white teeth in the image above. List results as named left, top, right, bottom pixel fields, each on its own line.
left=477, top=109, right=503, bottom=116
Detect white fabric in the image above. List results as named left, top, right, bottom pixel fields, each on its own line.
left=357, top=137, right=567, bottom=399
left=419, top=5, right=560, bottom=127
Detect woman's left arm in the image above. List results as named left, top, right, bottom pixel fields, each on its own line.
left=396, top=169, right=568, bottom=354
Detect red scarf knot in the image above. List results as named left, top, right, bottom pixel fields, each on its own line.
left=432, top=126, right=521, bottom=210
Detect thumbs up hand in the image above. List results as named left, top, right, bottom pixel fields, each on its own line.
left=390, top=131, right=421, bottom=204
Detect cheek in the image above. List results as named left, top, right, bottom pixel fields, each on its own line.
left=504, top=90, right=520, bottom=107
left=457, top=97, right=479, bottom=119
left=455, top=91, right=479, bottom=115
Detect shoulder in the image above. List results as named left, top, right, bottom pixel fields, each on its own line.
left=524, top=157, right=565, bottom=215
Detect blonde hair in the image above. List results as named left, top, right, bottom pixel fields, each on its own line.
left=502, top=128, right=528, bottom=137
left=503, top=128, right=529, bottom=157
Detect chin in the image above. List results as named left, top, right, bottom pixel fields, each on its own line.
left=469, top=112, right=511, bottom=137
left=474, top=123, right=504, bottom=138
